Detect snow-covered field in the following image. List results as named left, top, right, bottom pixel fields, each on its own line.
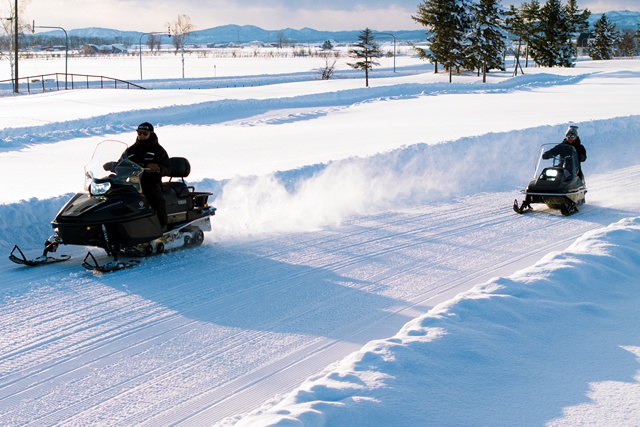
left=1, top=52, right=639, bottom=426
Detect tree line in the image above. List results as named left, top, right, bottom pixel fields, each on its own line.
left=409, top=0, right=590, bottom=82
left=344, top=0, right=639, bottom=87
left=408, top=0, right=640, bottom=81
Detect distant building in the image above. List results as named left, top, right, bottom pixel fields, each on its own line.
left=82, top=44, right=128, bottom=55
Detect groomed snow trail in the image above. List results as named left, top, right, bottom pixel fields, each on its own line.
left=1, top=165, right=638, bottom=425
left=2, top=58, right=640, bottom=425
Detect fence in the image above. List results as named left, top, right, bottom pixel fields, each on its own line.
left=0, top=73, right=146, bottom=95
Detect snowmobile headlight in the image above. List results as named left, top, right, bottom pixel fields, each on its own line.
left=90, top=181, right=111, bottom=196
left=546, top=169, right=558, bottom=177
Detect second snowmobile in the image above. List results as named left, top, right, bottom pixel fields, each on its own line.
left=10, top=140, right=216, bottom=272
left=513, top=143, right=586, bottom=216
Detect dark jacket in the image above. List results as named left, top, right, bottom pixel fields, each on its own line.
left=121, top=133, right=172, bottom=225
left=562, top=136, right=587, bottom=163
left=122, top=133, right=172, bottom=186
left=544, top=137, right=587, bottom=180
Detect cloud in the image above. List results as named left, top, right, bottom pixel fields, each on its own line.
left=187, top=0, right=419, bottom=10
left=27, top=0, right=423, bottom=32
left=26, top=0, right=640, bottom=34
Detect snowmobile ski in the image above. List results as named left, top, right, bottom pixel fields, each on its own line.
left=9, top=245, right=71, bottom=266
left=81, top=251, right=141, bottom=272
left=513, top=199, right=532, bottom=214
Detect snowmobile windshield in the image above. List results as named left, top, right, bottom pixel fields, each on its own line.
left=533, top=143, right=580, bottom=181
left=84, top=140, right=143, bottom=195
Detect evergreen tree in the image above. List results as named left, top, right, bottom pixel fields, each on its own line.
left=588, top=14, right=619, bottom=60
left=520, top=0, right=542, bottom=67
left=410, top=0, right=447, bottom=74
left=321, top=40, right=334, bottom=50
left=505, top=5, right=527, bottom=75
left=469, top=0, right=506, bottom=82
left=564, top=0, right=590, bottom=34
left=617, top=29, right=636, bottom=58
left=411, top=0, right=472, bottom=82
left=528, top=0, right=574, bottom=67
left=347, top=28, right=382, bottom=87
left=564, top=0, right=591, bottom=54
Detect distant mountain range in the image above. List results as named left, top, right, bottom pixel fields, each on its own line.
left=588, top=10, right=640, bottom=30
left=34, top=25, right=428, bottom=45
left=34, top=10, right=640, bottom=45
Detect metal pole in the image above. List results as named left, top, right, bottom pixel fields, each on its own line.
left=62, top=28, right=67, bottom=89
left=385, top=34, right=396, bottom=73
left=375, top=32, right=396, bottom=72
left=33, top=23, right=68, bottom=89
left=140, top=31, right=169, bottom=80
left=138, top=31, right=171, bottom=80
left=14, top=0, right=18, bottom=93
left=139, top=33, right=143, bottom=80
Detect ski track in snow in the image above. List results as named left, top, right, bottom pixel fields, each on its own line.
left=1, top=164, right=639, bottom=425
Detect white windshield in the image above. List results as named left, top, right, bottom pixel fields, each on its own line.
left=533, top=143, right=580, bottom=180
left=84, top=140, right=144, bottom=193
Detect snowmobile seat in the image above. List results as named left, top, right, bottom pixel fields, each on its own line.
left=163, top=158, right=194, bottom=215
left=164, top=157, right=193, bottom=197
left=170, top=157, right=191, bottom=179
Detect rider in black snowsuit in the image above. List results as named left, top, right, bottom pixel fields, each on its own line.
left=543, top=125, right=587, bottom=180
left=106, top=122, right=171, bottom=228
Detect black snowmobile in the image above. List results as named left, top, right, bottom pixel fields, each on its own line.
left=10, top=140, right=216, bottom=272
left=513, top=143, right=586, bottom=216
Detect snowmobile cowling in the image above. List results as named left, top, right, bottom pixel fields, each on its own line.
left=10, top=140, right=216, bottom=272
left=514, top=143, right=586, bottom=216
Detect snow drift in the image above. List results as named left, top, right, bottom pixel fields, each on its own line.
left=233, top=216, right=640, bottom=426
left=206, top=114, right=640, bottom=240
left=3, top=114, right=640, bottom=251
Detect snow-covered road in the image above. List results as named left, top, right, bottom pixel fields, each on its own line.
left=1, top=55, right=639, bottom=425
left=2, top=164, right=639, bottom=425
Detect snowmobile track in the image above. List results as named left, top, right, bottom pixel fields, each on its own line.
left=1, top=167, right=639, bottom=425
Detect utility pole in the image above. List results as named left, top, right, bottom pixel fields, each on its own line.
left=375, top=32, right=396, bottom=72
left=13, top=0, right=18, bottom=93
left=139, top=29, right=170, bottom=80
left=33, top=21, right=69, bottom=89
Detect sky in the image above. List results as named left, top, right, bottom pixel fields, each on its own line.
left=21, top=0, right=640, bottom=33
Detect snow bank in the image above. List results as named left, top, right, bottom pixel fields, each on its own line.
left=3, top=114, right=640, bottom=251
left=205, top=114, right=640, bottom=241
left=231, top=216, right=640, bottom=426
left=0, top=195, right=72, bottom=252
left=0, top=73, right=584, bottom=150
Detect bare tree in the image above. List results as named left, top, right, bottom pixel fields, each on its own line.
left=122, top=36, right=133, bottom=49
left=0, top=0, right=31, bottom=86
left=318, top=55, right=337, bottom=80
left=167, top=14, right=196, bottom=78
left=146, top=33, right=156, bottom=52
left=276, top=31, right=288, bottom=48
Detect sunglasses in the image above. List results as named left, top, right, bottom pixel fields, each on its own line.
left=137, top=130, right=150, bottom=136
left=566, top=134, right=576, bottom=138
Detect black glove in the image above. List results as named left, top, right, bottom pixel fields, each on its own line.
left=103, top=161, right=116, bottom=172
